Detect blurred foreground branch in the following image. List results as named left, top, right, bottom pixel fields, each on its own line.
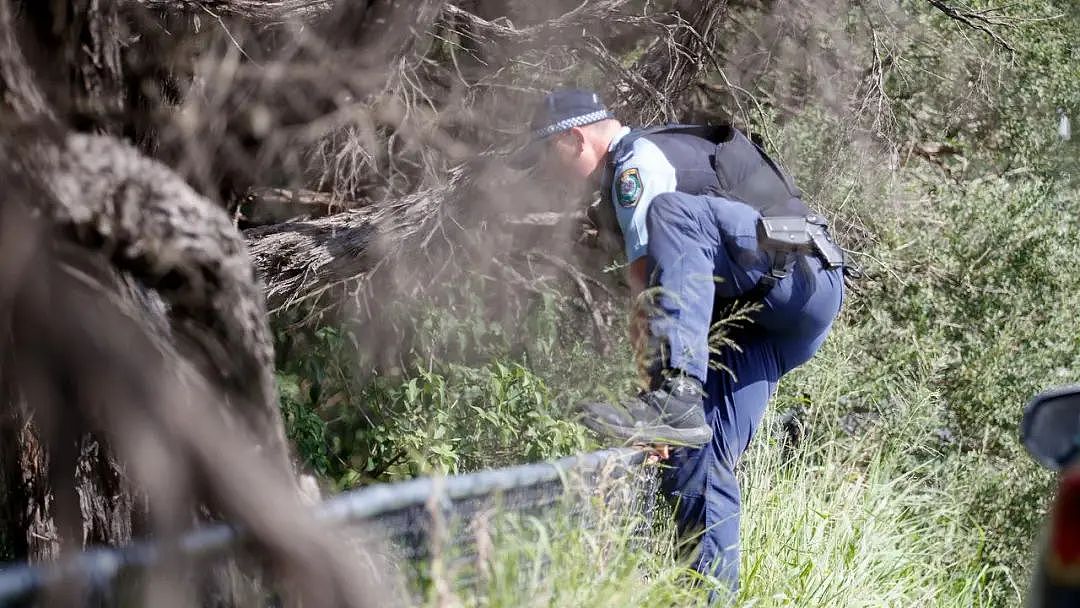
left=131, top=0, right=332, bottom=23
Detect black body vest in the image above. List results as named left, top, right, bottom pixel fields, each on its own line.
left=608, top=124, right=809, bottom=218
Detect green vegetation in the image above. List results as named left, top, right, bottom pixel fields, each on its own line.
left=275, top=287, right=636, bottom=488
left=276, top=0, right=1079, bottom=605
left=430, top=414, right=1004, bottom=607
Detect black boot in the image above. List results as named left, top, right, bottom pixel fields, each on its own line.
left=580, top=375, right=712, bottom=447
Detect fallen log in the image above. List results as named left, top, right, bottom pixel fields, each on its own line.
left=240, top=187, right=366, bottom=225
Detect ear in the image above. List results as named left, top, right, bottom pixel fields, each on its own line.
left=567, top=127, right=587, bottom=152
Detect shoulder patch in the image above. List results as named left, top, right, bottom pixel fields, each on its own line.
left=616, top=168, right=643, bottom=208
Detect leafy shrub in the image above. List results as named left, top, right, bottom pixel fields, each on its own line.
left=770, top=106, right=1073, bottom=597
left=274, top=289, right=611, bottom=489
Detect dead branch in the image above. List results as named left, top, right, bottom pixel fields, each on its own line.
left=241, top=187, right=365, bottom=225
left=442, top=1, right=632, bottom=48
left=135, top=0, right=448, bottom=203
left=242, top=0, right=734, bottom=311
left=442, top=0, right=724, bottom=124
left=620, top=0, right=732, bottom=123
left=912, top=141, right=962, bottom=158
left=925, top=0, right=1016, bottom=53
left=491, top=257, right=546, bottom=299
left=245, top=173, right=461, bottom=311
left=501, top=211, right=587, bottom=227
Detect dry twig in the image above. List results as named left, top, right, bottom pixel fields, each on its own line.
left=926, top=0, right=1016, bottom=53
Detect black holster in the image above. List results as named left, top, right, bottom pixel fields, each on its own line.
left=757, top=214, right=845, bottom=270
left=735, top=214, right=845, bottom=302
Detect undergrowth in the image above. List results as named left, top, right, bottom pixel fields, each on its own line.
left=424, top=409, right=1004, bottom=607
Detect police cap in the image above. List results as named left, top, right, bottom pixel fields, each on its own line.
left=510, top=88, right=613, bottom=169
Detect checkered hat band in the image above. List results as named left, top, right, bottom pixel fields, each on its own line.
left=531, top=110, right=613, bottom=139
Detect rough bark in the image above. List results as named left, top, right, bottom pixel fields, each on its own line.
left=0, top=129, right=382, bottom=604
left=69, top=0, right=127, bottom=127
left=0, top=0, right=141, bottom=562
left=0, top=407, right=57, bottom=561
left=0, top=127, right=288, bottom=556
left=0, top=204, right=379, bottom=605
left=31, top=133, right=288, bottom=464
left=7, top=0, right=129, bottom=131
left=246, top=174, right=459, bottom=311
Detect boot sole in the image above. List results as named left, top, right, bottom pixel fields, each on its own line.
left=581, top=417, right=712, bottom=448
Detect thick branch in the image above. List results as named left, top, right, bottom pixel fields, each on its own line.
left=241, top=187, right=364, bottom=225
left=245, top=175, right=459, bottom=311
left=2, top=132, right=383, bottom=604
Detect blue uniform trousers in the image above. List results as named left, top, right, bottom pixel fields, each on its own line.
left=642, top=192, right=843, bottom=592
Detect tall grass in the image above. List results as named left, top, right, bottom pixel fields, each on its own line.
left=738, top=424, right=1002, bottom=607
left=430, top=402, right=1008, bottom=607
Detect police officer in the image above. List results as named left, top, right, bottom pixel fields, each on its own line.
left=513, top=89, right=845, bottom=592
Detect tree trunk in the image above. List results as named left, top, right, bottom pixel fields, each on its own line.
left=0, top=404, right=57, bottom=561
left=0, top=0, right=139, bottom=562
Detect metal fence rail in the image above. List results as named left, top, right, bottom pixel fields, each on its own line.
left=0, top=447, right=658, bottom=606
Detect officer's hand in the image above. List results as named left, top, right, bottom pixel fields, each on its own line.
left=640, top=443, right=670, bottom=463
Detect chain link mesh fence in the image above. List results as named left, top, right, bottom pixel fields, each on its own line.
left=0, top=448, right=661, bottom=607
